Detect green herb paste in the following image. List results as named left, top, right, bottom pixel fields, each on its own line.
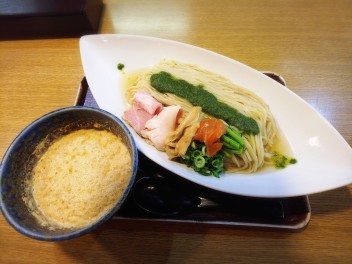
left=117, top=63, right=125, bottom=71
left=271, top=151, right=297, bottom=169
left=150, top=71, right=259, bottom=134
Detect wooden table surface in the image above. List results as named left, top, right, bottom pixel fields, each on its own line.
left=1, top=0, right=352, bottom=263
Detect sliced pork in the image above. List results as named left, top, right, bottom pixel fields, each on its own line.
left=133, top=90, right=163, bottom=115
left=122, top=104, right=153, bottom=134
left=123, top=90, right=164, bottom=134
left=141, top=105, right=182, bottom=151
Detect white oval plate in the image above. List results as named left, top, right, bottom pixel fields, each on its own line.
left=80, top=34, right=352, bottom=198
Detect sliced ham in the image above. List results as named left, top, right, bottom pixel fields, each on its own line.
left=122, top=104, right=153, bottom=134
left=141, top=105, right=182, bottom=151
left=133, top=90, right=163, bottom=115
left=123, top=90, right=163, bottom=134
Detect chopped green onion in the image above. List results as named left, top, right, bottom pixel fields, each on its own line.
left=192, top=150, right=202, bottom=159
left=194, top=156, right=206, bottom=168
left=191, top=141, right=196, bottom=149
left=178, top=141, right=225, bottom=177
left=211, top=158, right=222, bottom=168
left=201, top=145, right=206, bottom=156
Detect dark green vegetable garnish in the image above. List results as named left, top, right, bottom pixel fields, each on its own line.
left=178, top=141, right=225, bottom=178
left=117, top=63, right=125, bottom=71
left=150, top=71, right=259, bottom=135
left=271, top=151, right=297, bottom=169
left=194, top=156, right=206, bottom=168
left=221, top=127, right=246, bottom=156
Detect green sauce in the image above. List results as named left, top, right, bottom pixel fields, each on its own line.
left=150, top=71, right=259, bottom=135
left=271, top=151, right=297, bottom=169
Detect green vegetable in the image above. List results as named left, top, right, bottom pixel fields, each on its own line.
left=220, top=126, right=246, bottom=155
left=211, top=159, right=223, bottom=168
left=150, top=71, right=259, bottom=135
left=178, top=141, right=225, bottom=177
left=221, top=135, right=241, bottom=150
left=225, top=127, right=246, bottom=147
left=117, top=63, right=125, bottom=71
left=194, top=156, right=206, bottom=168
left=271, top=151, right=297, bottom=169
left=192, top=150, right=203, bottom=159
left=223, top=147, right=243, bottom=156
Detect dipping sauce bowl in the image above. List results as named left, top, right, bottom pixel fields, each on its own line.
left=0, top=106, right=138, bottom=241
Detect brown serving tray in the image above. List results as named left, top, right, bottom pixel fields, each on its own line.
left=75, top=73, right=311, bottom=231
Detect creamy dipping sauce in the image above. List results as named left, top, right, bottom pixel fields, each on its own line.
left=32, top=129, right=132, bottom=229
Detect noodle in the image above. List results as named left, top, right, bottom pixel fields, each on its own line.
left=126, top=60, right=278, bottom=173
